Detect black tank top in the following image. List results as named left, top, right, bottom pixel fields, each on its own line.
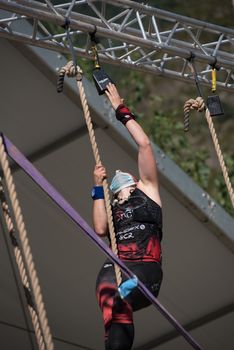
left=111, top=188, right=162, bottom=262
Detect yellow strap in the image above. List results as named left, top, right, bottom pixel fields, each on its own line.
left=212, top=68, right=216, bottom=93
left=92, top=45, right=100, bottom=69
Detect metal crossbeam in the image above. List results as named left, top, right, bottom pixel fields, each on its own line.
left=0, top=0, right=234, bottom=91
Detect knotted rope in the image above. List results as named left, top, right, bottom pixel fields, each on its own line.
left=57, top=61, right=122, bottom=287
left=0, top=136, right=54, bottom=350
left=183, top=97, right=234, bottom=208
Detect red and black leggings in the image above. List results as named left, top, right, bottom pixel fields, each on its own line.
left=96, top=260, right=163, bottom=350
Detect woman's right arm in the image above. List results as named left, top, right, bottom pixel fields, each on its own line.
left=92, top=164, right=108, bottom=236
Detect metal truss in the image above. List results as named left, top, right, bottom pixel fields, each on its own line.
left=0, top=0, right=234, bottom=92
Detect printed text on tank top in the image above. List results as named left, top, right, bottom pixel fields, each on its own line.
left=112, top=188, right=162, bottom=262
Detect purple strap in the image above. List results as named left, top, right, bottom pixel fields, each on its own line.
left=2, top=134, right=203, bottom=350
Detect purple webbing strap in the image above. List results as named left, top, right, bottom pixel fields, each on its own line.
left=3, top=134, right=203, bottom=350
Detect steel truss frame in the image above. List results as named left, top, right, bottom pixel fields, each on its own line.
left=0, top=0, right=234, bottom=92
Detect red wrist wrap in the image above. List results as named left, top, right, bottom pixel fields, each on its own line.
left=115, top=104, right=136, bottom=125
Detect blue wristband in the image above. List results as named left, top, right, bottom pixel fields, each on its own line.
left=91, top=186, right=104, bottom=200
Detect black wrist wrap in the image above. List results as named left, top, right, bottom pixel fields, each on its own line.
left=115, top=104, right=136, bottom=125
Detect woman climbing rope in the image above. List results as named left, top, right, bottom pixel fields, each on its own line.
left=92, top=83, right=163, bottom=350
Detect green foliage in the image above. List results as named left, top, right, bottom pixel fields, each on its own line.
left=146, top=0, right=234, bottom=28
left=140, top=111, right=211, bottom=191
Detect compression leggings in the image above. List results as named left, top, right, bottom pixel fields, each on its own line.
left=105, top=323, right=134, bottom=350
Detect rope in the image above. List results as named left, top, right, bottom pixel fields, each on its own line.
left=0, top=184, right=45, bottom=349
left=0, top=136, right=54, bottom=350
left=183, top=98, right=234, bottom=208
left=57, top=61, right=122, bottom=287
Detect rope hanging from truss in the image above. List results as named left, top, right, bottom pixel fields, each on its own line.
left=57, top=61, right=122, bottom=287
left=183, top=98, right=234, bottom=208
left=183, top=56, right=234, bottom=209
left=0, top=136, right=54, bottom=350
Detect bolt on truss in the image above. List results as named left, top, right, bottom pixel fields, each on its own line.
left=0, top=0, right=233, bottom=92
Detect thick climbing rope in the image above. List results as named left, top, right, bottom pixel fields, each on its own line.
left=57, top=61, right=122, bottom=287
left=0, top=136, right=54, bottom=350
left=183, top=97, right=234, bottom=208
left=0, top=180, right=47, bottom=349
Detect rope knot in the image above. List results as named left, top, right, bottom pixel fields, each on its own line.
left=57, top=61, right=83, bottom=92
left=65, top=61, right=83, bottom=78
left=184, top=97, right=205, bottom=113
left=183, top=97, right=206, bottom=131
